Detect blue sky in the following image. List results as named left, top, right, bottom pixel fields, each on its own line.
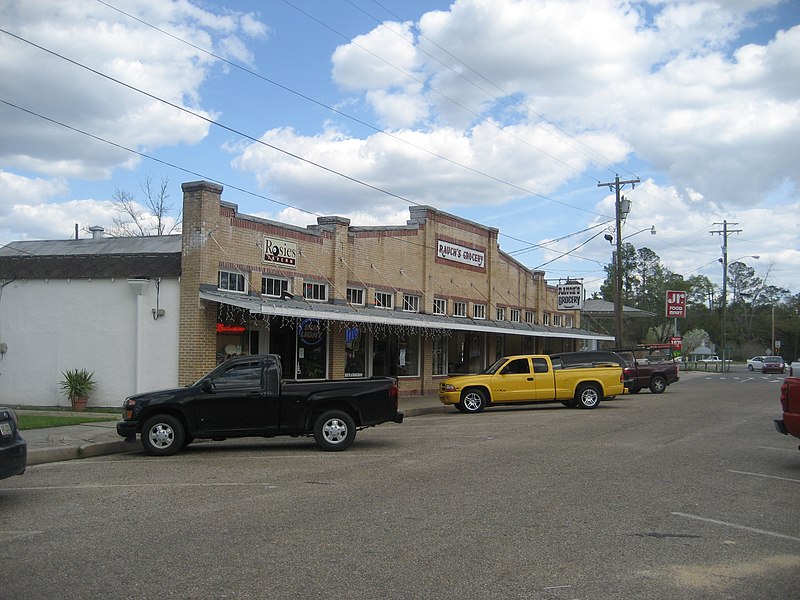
left=1, top=0, right=799, bottom=296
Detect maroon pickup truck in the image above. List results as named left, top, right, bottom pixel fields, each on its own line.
left=775, top=377, right=800, bottom=450
left=615, top=345, right=680, bottom=394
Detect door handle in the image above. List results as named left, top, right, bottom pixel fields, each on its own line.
left=527, top=377, right=534, bottom=381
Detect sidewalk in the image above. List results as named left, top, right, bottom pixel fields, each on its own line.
left=19, top=395, right=448, bottom=466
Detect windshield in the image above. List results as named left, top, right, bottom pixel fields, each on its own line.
left=764, top=357, right=782, bottom=363
left=482, top=358, right=507, bottom=374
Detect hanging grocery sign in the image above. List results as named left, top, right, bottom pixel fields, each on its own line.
left=437, top=240, right=485, bottom=268
left=263, top=237, right=297, bottom=269
left=665, top=290, right=687, bottom=318
left=557, top=282, right=583, bottom=310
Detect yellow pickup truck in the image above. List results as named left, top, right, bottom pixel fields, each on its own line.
left=438, top=354, right=624, bottom=413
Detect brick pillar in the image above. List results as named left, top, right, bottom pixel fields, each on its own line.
left=179, top=181, right=223, bottom=385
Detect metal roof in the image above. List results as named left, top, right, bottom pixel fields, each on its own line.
left=0, top=235, right=181, bottom=256
left=200, top=285, right=615, bottom=342
left=0, top=235, right=181, bottom=279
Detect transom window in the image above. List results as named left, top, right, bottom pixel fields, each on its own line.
left=303, top=281, right=328, bottom=302
left=403, top=294, right=420, bottom=312
left=262, top=276, right=289, bottom=298
left=496, top=307, right=506, bottom=321
left=553, top=314, right=562, bottom=327
left=433, top=298, right=446, bottom=315
left=525, top=310, right=535, bottom=324
left=473, top=304, right=486, bottom=320
left=346, top=287, right=365, bottom=306
left=542, top=313, right=550, bottom=325
left=218, top=269, right=247, bottom=293
left=375, top=291, right=393, bottom=309
left=510, top=309, right=520, bottom=323
left=453, top=301, right=467, bottom=317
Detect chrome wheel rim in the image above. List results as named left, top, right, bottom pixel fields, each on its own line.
left=581, top=389, right=599, bottom=407
left=463, top=392, right=482, bottom=411
left=322, top=418, right=348, bottom=444
left=148, top=423, right=175, bottom=449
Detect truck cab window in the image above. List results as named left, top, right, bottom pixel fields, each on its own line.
left=212, top=361, right=261, bottom=390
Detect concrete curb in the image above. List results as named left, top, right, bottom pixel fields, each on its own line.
left=27, top=440, right=136, bottom=466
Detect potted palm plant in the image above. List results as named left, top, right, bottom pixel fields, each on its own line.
left=59, top=368, right=97, bottom=411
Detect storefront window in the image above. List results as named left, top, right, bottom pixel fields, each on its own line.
left=372, top=330, right=420, bottom=378
left=297, top=318, right=327, bottom=379
left=397, top=330, right=419, bottom=377
left=432, top=335, right=447, bottom=376
left=447, top=332, right=484, bottom=374
left=344, top=325, right=367, bottom=378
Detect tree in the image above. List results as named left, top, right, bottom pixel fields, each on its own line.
left=686, top=275, right=717, bottom=308
left=682, top=328, right=711, bottom=357
left=108, top=175, right=181, bottom=237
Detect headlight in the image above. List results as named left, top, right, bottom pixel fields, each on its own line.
left=442, top=384, right=458, bottom=392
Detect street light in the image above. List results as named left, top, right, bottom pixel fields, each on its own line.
left=605, top=224, right=656, bottom=348
left=718, top=254, right=760, bottom=368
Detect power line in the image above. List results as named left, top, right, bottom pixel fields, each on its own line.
left=280, top=0, right=605, bottom=186
left=0, top=25, right=610, bottom=221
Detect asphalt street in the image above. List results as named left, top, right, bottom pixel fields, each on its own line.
left=1, top=371, right=798, bottom=599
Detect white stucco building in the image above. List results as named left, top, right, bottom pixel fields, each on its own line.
left=0, top=231, right=181, bottom=407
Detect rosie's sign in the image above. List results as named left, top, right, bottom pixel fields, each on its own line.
left=437, top=240, right=485, bottom=268
left=263, top=237, right=297, bottom=269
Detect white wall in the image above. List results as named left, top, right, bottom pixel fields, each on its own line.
left=0, top=277, right=180, bottom=408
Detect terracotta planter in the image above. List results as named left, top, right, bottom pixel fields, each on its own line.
left=71, top=396, right=88, bottom=411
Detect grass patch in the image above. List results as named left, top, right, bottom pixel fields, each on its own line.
left=18, top=414, right=117, bottom=430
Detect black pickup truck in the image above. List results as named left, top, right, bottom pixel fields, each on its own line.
left=117, top=354, right=404, bottom=455
left=614, top=345, right=680, bottom=394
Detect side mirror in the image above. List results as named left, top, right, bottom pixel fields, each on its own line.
left=201, top=379, right=214, bottom=393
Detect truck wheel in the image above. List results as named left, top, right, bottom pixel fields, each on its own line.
left=457, top=389, right=487, bottom=413
left=649, top=376, right=667, bottom=394
left=141, top=414, right=185, bottom=456
left=575, top=384, right=601, bottom=409
left=627, top=386, right=641, bottom=394
left=314, top=410, right=356, bottom=451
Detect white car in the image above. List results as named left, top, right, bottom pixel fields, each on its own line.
left=746, top=356, right=766, bottom=371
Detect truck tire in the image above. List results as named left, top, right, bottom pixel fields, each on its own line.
left=649, top=375, right=667, bottom=394
left=141, top=414, right=185, bottom=456
left=575, top=383, right=601, bottom=409
left=457, top=388, right=487, bottom=413
left=313, top=410, right=356, bottom=451
left=627, top=386, right=641, bottom=394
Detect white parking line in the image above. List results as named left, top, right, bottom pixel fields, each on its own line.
left=727, top=469, right=800, bottom=483
left=672, top=512, right=800, bottom=542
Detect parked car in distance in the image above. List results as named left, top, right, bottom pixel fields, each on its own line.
left=746, top=356, right=766, bottom=371
left=0, top=406, right=27, bottom=480
left=775, top=377, right=800, bottom=450
left=762, top=356, right=785, bottom=374
left=614, top=344, right=680, bottom=394
left=700, top=355, right=724, bottom=362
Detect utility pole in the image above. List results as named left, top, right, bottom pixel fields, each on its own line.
left=710, top=220, right=741, bottom=369
left=598, top=175, right=639, bottom=348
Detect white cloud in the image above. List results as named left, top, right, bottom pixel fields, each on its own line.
left=0, top=0, right=265, bottom=178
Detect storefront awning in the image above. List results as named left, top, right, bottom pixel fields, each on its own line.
left=199, top=286, right=615, bottom=342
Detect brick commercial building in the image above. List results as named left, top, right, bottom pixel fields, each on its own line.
left=179, top=181, right=611, bottom=396
left=0, top=180, right=612, bottom=407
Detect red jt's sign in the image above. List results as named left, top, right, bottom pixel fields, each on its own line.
left=666, top=290, right=687, bottom=318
